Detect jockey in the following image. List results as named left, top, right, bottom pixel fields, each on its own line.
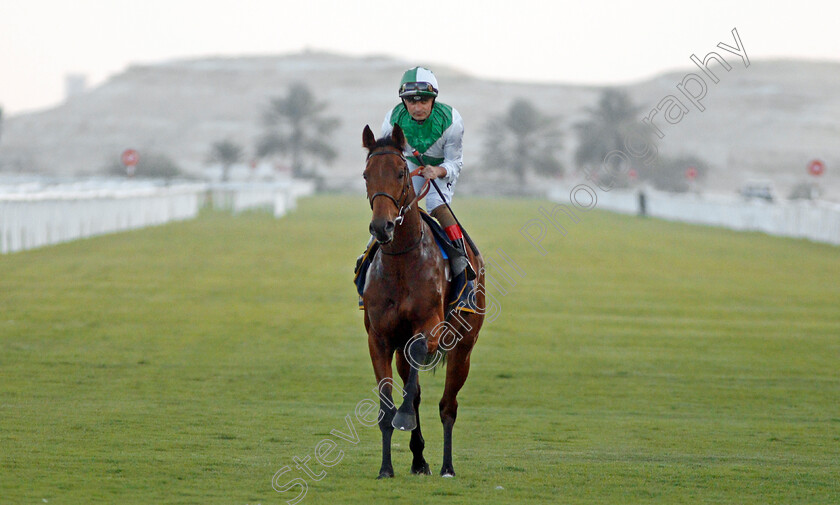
left=380, top=66, right=474, bottom=279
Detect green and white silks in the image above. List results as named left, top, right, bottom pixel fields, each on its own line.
left=381, top=102, right=464, bottom=211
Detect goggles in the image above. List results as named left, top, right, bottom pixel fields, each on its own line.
left=399, top=81, right=438, bottom=96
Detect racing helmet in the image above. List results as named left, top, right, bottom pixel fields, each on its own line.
left=399, top=67, right=439, bottom=100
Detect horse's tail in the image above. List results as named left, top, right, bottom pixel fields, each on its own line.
left=425, top=346, right=448, bottom=375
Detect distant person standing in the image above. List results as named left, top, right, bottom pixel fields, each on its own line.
left=379, top=66, right=473, bottom=278
left=638, top=189, right=647, bottom=217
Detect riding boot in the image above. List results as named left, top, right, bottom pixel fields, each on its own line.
left=444, top=225, right=476, bottom=281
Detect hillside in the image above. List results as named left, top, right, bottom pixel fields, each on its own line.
left=1, top=52, right=838, bottom=197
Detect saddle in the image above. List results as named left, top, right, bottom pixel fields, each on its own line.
left=354, top=210, right=478, bottom=316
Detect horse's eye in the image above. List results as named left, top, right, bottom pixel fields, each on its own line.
left=362, top=172, right=368, bottom=180
left=397, top=171, right=404, bottom=179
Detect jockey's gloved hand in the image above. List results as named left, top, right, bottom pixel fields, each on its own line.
left=419, top=165, right=446, bottom=180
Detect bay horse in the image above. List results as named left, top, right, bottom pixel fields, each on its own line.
left=361, top=124, right=485, bottom=478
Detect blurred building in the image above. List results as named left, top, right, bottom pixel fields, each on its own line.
left=64, top=73, right=88, bottom=100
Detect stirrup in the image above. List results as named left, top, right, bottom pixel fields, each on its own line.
left=463, top=259, right=476, bottom=281
left=466, top=261, right=476, bottom=280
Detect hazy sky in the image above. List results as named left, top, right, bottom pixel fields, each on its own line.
left=1, top=0, right=838, bottom=115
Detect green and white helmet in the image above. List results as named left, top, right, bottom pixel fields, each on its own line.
left=399, top=66, right=439, bottom=100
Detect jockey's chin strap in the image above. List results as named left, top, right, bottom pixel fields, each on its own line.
left=366, top=149, right=431, bottom=226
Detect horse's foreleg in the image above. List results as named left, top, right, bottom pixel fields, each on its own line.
left=370, top=338, right=395, bottom=479
left=392, top=335, right=427, bottom=432
left=396, top=351, right=431, bottom=475
left=377, top=389, right=396, bottom=479
left=439, top=341, right=474, bottom=478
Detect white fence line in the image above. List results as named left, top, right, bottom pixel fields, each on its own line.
left=205, top=180, right=316, bottom=217
left=549, top=185, right=840, bottom=246
left=0, top=179, right=316, bottom=254
left=1, top=184, right=206, bottom=254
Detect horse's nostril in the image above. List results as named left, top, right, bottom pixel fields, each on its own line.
left=370, top=219, right=394, bottom=243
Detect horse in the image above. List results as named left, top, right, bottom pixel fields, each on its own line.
left=361, top=123, right=485, bottom=478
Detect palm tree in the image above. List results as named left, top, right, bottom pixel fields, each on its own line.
left=574, top=89, right=656, bottom=188
left=256, top=83, right=340, bottom=178
left=482, top=98, right=563, bottom=185
left=209, top=140, right=244, bottom=182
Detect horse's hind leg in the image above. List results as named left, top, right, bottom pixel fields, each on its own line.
left=409, top=385, right=431, bottom=475
left=439, top=337, right=475, bottom=477
left=392, top=335, right=427, bottom=432
left=396, top=351, right=431, bottom=475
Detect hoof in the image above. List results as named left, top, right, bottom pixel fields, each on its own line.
left=440, top=467, right=456, bottom=478
left=411, top=462, right=431, bottom=475
left=377, top=469, right=394, bottom=479
left=391, top=411, right=417, bottom=431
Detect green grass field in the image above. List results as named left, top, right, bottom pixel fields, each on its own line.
left=1, top=195, right=839, bottom=504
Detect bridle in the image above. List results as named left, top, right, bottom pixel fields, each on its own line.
left=365, top=147, right=432, bottom=255
left=366, top=148, right=430, bottom=226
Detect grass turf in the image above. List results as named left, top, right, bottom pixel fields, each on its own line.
left=1, top=195, right=838, bottom=504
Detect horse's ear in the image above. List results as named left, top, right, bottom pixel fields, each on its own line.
left=362, top=125, right=376, bottom=150
left=391, top=124, right=406, bottom=149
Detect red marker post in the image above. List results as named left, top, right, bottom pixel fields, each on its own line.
left=685, top=166, right=698, bottom=193
left=807, top=159, right=825, bottom=177
left=686, top=166, right=698, bottom=180
left=121, top=149, right=139, bottom=177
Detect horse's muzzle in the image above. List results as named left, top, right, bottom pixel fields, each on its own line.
left=370, top=219, right=395, bottom=244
